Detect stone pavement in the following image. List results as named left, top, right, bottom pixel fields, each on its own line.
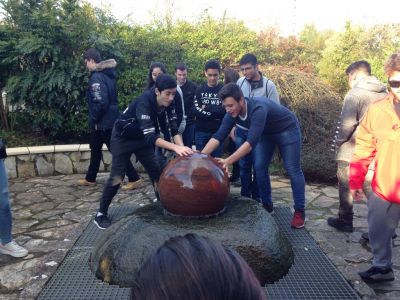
left=0, top=174, right=399, bottom=300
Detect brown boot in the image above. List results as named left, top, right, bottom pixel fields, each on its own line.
left=121, top=179, right=143, bottom=191
left=77, top=179, right=96, bottom=186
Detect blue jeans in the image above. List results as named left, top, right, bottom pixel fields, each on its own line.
left=182, top=123, right=195, bottom=148
left=237, top=124, right=305, bottom=211
left=0, top=159, right=12, bottom=244
left=235, top=127, right=259, bottom=199
left=195, top=130, right=223, bottom=158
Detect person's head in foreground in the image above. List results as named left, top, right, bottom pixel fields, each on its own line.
left=131, top=233, right=267, bottom=300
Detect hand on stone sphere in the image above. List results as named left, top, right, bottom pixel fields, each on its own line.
left=216, top=158, right=229, bottom=173
left=174, top=145, right=195, bottom=156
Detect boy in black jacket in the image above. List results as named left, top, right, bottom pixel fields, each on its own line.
left=78, top=48, right=141, bottom=190
left=94, top=74, right=193, bottom=229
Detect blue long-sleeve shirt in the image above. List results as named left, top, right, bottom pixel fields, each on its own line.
left=213, top=97, right=298, bottom=148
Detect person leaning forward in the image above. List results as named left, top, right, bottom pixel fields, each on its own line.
left=202, top=83, right=306, bottom=228
left=93, top=74, right=194, bottom=229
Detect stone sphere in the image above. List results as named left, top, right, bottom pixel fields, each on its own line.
left=158, top=153, right=229, bottom=217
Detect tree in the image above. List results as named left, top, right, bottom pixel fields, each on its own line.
left=0, top=0, right=117, bottom=137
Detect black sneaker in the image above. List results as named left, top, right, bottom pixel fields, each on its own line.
left=359, top=266, right=394, bottom=283
left=327, top=216, right=353, bottom=232
left=262, top=202, right=274, bottom=214
left=94, top=214, right=111, bottom=230
left=361, top=232, right=397, bottom=241
left=229, top=175, right=239, bottom=183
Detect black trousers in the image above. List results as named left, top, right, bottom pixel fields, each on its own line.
left=337, top=160, right=373, bottom=220
left=86, top=129, right=139, bottom=183
left=99, top=132, right=161, bottom=215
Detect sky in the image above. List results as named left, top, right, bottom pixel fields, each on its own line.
left=87, top=0, right=398, bottom=36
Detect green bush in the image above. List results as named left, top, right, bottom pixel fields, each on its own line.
left=0, top=0, right=117, bottom=137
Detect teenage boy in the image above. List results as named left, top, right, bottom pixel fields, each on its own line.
left=193, top=59, right=225, bottom=157
left=202, top=83, right=306, bottom=228
left=94, top=74, right=194, bottom=229
left=78, top=48, right=142, bottom=191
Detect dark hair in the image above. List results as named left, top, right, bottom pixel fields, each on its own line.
left=204, top=59, right=221, bottom=72
left=239, top=53, right=258, bottom=66
left=147, top=62, right=167, bottom=90
left=345, top=60, right=371, bottom=76
left=219, top=83, right=243, bottom=102
left=175, top=63, right=187, bottom=72
left=132, top=234, right=266, bottom=300
left=384, top=52, right=400, bottom=76
left=155, top=74, right=177, bottom=92
left=84, top=48, right=101, bottom=63
left=223, top=68, right=240, bottom=85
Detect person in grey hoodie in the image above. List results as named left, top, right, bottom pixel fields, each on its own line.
left=328, top=60, right=387, bottom=232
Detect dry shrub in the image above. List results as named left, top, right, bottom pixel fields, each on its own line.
left=261, top=66, right=342, bottom=183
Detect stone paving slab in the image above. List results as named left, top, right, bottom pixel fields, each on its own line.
left=0, top=174, right=399, bottom=299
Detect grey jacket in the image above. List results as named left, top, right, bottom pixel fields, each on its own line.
left=237, top=73, right=280, bottom=103
left=334, top=76, right=387, bottom=162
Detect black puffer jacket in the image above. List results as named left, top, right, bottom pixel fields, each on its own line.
left=86, top=59, right=119, bottom=130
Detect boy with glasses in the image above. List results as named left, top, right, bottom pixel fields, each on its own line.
left=237, top=53, right=279, bottom=102
left=235, top=54, right=280, bottom=202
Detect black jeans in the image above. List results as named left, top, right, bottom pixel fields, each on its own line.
left=337, top=161, right=353, bottom=219
left=99, top=133, right=161, bottom=215
left=337, top=160, right=373, bottom=220
left=86, top=129, right=139, bottom=183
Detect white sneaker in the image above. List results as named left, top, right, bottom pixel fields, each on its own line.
left=0, top=240, right=29, bottom=257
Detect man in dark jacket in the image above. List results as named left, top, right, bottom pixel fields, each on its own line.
left=94, top=74, right=194, bottom=229
left=328, top=60, right=387, bottom=232
left=78, top=48, right=142, bottom=191
left=175, top=63, right=197, bottom=148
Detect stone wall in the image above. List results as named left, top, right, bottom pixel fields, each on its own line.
left=4, top=144, right=144, bottom=179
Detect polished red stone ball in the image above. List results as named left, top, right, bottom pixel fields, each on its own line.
left=158, top=153, right=230, bottom=217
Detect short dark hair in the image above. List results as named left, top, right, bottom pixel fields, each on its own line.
left=175, top=63, right=187, bottom=72
left=204, top=59, right=221, bottom=72
left=132, top=234, right=266, bottom=300
left=147, top=62, right=167, bottom=90
left=155, top=74, right=177, bottom=92
left=384, top=52, right=400, bottom=76
left=84, top=48, right=101, bottom=63
left=239, top=53, right=258, bottom=66
left=219, top=83, right=243, bottom=102
left=345, top=60, right=371, bottom=76
left=223, top=68, right=240, bottom=85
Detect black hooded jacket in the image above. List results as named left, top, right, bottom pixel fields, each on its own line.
left=115, top=88, right=179, bottom=146
left=86, top=59, right=119, bottom=130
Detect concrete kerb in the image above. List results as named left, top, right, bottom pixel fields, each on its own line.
left=4, top=144, right=144, bottom=179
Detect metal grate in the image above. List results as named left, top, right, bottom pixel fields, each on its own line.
left=37, top=204, right=135, bottom=300
left=38, top=205, right=360, bottom=300
left=265, top=207, right=360, bottom=299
